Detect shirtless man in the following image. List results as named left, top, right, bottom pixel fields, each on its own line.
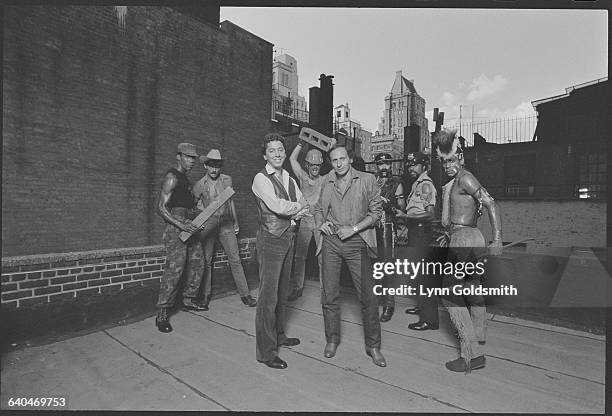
left=288, top=142, right=325, bottom=300
left=433, top=129, right=502, bottom=373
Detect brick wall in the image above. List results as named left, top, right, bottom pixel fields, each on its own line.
left=1, top=240, right=258, bottom=345
left=2, top=6, right=273, bottom=257
left=1, top=239, right=257, bottom=310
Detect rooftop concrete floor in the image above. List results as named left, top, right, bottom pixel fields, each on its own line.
left=1, top=280, right=606, bottom=412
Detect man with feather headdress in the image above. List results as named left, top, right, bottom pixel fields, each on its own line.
left=433, top=129, right=502, bottom=373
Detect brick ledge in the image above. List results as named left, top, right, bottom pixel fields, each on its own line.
left=2, top=238, right=257, bottom=268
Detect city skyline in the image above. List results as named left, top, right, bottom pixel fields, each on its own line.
left=220, top=7, right=607, bottom=135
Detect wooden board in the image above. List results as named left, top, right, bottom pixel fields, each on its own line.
left=179, top=187, right=235, bottom=242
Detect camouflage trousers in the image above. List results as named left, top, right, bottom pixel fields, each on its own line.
left=157, top=208, right=205, bottom=308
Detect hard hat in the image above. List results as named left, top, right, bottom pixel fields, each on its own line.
left=305, top=149, right=323, bottom=164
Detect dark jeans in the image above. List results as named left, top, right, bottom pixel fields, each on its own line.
left=408, top=222, right=439, bottom=325
left=376, top=223, right=395, bottom=308
left=255, top=228, right=296, bottom=362
left=320, top=234, right=381, bottom=349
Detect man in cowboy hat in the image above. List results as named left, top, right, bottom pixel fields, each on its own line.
left=192, top=149, right=257, bottom=310
left=155, top=143, right=208, bottom=333
left=288, top=142, right=326, bottom=301
left=432, top=129, right=502, bottom=373
left=373, top=152, right=406, bottom=323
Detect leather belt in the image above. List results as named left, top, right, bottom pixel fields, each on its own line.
left=450, top=222, right=477, bottom=229
left=406, top=220, right=432, bottom=228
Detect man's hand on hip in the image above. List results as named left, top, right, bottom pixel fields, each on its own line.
left=319, top=221, right=335, bottom=236
left=337, top=226, right=357, bottom=240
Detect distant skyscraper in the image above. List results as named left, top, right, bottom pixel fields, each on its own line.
left=377, top=70, right=429, bottom=154
left=333, top=102, right=372, bottom=159
left=272, top=53, right=308, bottom=122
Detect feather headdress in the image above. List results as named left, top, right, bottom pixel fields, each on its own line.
left=433, top=129, right=462, bottom=158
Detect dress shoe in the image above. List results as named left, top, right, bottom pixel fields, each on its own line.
left=379, top=306, right=395, bottom=322
left=408, top=321, right=439, bottom=331
left=365, top=347, right=387, bottom=367
left=323, top=342, right=338, bottom=358
left=260, top=356, right=288, bottom=369
left=445, top=355, right=486, bottom=373
left=287, top=287, right=301, bottom=301
left=241, top=295, right=257, bottom=307
left=155, top=308, right=172, bottom=333
left=405, top=306, right=420, bottom=315
left=278, top=337, right=300, bottom=347
left=182, top=298, right=209, bottom=311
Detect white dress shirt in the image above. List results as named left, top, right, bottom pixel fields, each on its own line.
left=252, top=163, right=303, bottom=219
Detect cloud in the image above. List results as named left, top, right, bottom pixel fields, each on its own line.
left=475, top=101, right=536, bottom=119
left=441, top=92, right=457, bottom=106
left=467, top=74, right=508, bottom=101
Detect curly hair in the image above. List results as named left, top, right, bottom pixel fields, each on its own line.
left=261, top=133, right=286, bottom=155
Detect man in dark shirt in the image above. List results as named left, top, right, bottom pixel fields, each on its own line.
left=155, top=143, right=208, bottom=333
left=373, top=153, right=405, bottom=322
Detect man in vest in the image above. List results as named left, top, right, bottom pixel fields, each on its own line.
left=433, top=129, right=502, bottom=373
left=393, top=152, right=439, bottom=331
left=315, top=144, right=386, bottom=367
left=155, top=143, right=208, bottom=333
left=374, top=152, right=406, bottom=323
left=252, top=133, right=310, bottom=369
left=192, top=149, right=257, bottom=310
left=288, top=142, right=325, bottom=301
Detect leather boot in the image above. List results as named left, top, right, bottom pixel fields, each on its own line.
left=365, top=347, right=387, bottom=367
left=287, top=288, right=299, bottom=301
left=183, top=298, right=209, bottom=311
left=241, top=294, right=257, bottom=307
left=155, top=308, right=172, bottom=333
left=379, top=306, right=395, bottom=322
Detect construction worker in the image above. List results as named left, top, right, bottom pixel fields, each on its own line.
left=288, top=142, right=325, bottom=301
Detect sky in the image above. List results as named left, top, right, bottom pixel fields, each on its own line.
left=220, top=7, right=607, bottom=135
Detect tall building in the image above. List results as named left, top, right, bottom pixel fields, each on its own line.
left=333, top=102, right=372, bottom=161
left=377, top=70, right=429, bottom=154
left=272, top=53, right=308, bottom=122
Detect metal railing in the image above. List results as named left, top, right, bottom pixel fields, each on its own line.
left=447, top=115, right=537, bottom=145
left=271, top=98, right=309, bottom=123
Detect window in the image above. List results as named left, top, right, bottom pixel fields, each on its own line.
left=346, top=111, right=349, bottom=118
left=576, top=151, right=606, bottom=199
left=504, top=154, right=536, bottom=197
left=281, top=73, right=289, bottom=87
left=337, top=110, right=341, bottom=118
left=505, top=184, right=533, bottom=197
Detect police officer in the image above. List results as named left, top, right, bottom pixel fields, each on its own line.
left=394, top=152, right=439, bottom=331
left=374, top=152, right=405, bottom=322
